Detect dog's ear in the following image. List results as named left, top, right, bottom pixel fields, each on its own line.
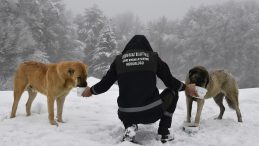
left=85, top=64, right=88, bottom=73
left=84, top=64, right=88, bottom=70
left=205, top=71, right=210, bottom=88
left=83, top=64, right=88, bottom=78
left=68, top=68, right=75, bottom=76
left=189, top=68, right=196, bottom=78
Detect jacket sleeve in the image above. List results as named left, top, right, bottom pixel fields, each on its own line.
left=90, top=60, right=117, bottom=95
left=156, top=56, right=186, bottom=91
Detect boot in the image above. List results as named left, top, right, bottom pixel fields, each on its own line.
left=122, top=124, right=138, bottom=142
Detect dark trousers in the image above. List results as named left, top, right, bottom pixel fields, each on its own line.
left=123, top=88, right=179, bottom=135
left=158, top=88, right=179, bottom=135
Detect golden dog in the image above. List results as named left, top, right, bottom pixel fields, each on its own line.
left=10, top=61, right=88, bottom=126
left=185, top=66, right=242, bottom=127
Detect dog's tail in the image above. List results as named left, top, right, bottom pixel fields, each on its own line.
left=225, top=90, right=239, bottom=110
left=13, top=64, right=28, bottom=98
left=225, top=98, right=236, bottom=109
left=223, top=73, right=239, bottom=110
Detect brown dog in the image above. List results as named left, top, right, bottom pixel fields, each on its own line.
left=10, top=61, right=88, bottom=126
left=185, top=66, right=242, bottom=127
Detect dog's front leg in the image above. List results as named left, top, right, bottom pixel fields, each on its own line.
left=47, top=96, right=58, bottom=126
left=56, top=96, right=66, bottom=123
left=186, top=96, right=193, bottom=123
left=194, top=99, right=205, bottom=126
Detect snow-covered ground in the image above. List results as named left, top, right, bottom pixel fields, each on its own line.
left=0, top=77, right=259, bottom=146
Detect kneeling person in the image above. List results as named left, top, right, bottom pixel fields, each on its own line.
left=82, top=35, right=197, bottom=143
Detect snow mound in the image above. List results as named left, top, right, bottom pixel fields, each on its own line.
left=0, top=87, right=259, bottom=146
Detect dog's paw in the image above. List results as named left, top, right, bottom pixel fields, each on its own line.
left=10, top=115, right=16, bottom=118
left=183, top=122, right=199, bottom=127
left=189, top=123, right=199, bottom=127
left=193, top=123, right=199, bottom=127
left=50, top=120, right=59, bottom=126
left=214, top=117, right=223, bottom=120
left=57, top=119, right=65, bottom=123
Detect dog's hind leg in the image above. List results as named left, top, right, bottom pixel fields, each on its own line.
left=213, top=92, right=225, bottom=120
left=26, top=86, right=37, bottom=116
left=226, top=94, right=242, bottom=122
left=234, top=103, right=242, bottom=122
left=11, top=78, right=27, bottom=118
left=234, top=101, right=242, bottom=122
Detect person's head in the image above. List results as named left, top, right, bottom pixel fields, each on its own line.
left=122, top=35, right=153, bottom=54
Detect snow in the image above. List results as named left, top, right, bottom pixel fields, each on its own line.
left=0, top=77, right=259, bottom=146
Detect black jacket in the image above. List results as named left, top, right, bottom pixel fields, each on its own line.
left=90, top=35, right=185, bottom=124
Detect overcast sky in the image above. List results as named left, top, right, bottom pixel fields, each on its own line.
left=63, top=0, right=257, bottom=22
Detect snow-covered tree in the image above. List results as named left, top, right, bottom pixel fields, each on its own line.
left=0, top=0, right=84, bottom=90
left=145, top=17, right=174, bottom=55
left=74, top=5, right=119, bottom=77
left=0, top=0, right=41, bottom=90
left=34, top=0, right=84, bottom=62
left=90, top=22, right=118, bottom=76
left=112, top=12, right=144, bottom=52
left=75, top=5, right=106, bottom=60
left=175, top=1, right=259, bottom=88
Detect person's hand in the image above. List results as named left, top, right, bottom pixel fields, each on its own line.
left=185, top=84, right=198, bottom=97
left=82, top=86, right=92, bottom=97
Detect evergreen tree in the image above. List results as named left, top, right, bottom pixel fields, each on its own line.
left=0, top=0, right=84, bottom=90
left=36, top=0, right=84, bottom=62
left=0, top=0, right=41, bottom=90
left=112, top=12, right=144, bottom=52
left=75, top=5, right=106, bottom=62
left=175, top=1, right=259, bottom=88
left=91, top=22, right=118, bottom=77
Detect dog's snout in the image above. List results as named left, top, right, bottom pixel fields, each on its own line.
left=77, top=81, right=87, bottom=87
